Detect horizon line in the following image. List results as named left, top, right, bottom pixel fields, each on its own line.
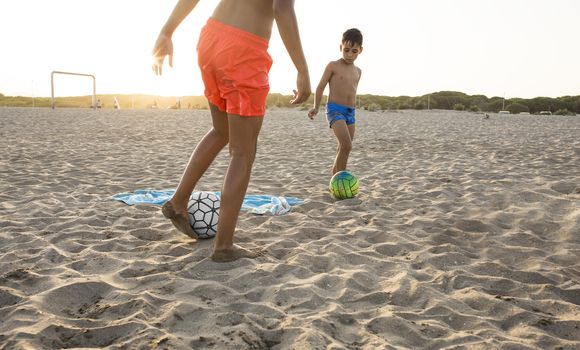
left=3, top=91, right=580, bottom=100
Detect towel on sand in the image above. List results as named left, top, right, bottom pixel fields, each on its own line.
left=112, top=189, right=302, bottom=215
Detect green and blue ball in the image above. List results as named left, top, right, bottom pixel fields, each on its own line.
left=329, top=170, right=359, bottom=199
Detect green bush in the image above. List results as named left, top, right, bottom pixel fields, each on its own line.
left=506, top=102, right=529, bottom=114
left=414, top=101, right=426, bottom=110
left=367, top=103, right=381, bottom=111
left=554, top=109, right=572, bottom=115
left=453, top=103, right=465, bottom=111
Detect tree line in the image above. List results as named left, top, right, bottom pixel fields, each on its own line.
left=269, top=91, right=579, bottom=115
left=352, top=91, right=580, bottom=115
left=1, top=91, right=578, bottom=115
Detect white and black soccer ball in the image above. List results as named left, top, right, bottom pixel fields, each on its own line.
left=187, top=191, right=220, bottom=239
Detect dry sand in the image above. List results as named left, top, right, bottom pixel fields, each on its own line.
left=0, top=107, right=579, bottom=349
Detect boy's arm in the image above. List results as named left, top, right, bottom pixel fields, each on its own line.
left=308, top=63, right=332, bottom=119
left=273, top=0, right=311, bottom=104
left=152, top=0, right=200, bottom=75
left=314, top=63, right=333, bottom=110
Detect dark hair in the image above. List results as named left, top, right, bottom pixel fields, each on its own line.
left=342, top=28, right=363, bottom=46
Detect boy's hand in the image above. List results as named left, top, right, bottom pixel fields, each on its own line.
left=290, top=71, right=311, bottom=104
left=308, top=107, right=318, bottom=119
left=152, top=33, right=173, bottom=76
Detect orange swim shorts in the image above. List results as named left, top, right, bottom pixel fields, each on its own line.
left=197, top=18, right=273, bottom=117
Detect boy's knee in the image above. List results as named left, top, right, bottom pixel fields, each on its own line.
left=339, top=140, right=352, bottom=153
left=228, top=145, right=256, bottom=165
left=211, top=128, right=229, bottom=145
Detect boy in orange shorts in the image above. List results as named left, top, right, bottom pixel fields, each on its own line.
left=152, top=0, right=311, bottom=262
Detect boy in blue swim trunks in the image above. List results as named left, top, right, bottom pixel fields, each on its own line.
left=308, top=28, right=362, bottom=174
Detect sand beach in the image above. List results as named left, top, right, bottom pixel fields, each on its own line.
left=0, top=107, right=579, bottom=349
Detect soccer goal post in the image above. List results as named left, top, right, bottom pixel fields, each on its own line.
left=51, top=71, right=96, bottom=109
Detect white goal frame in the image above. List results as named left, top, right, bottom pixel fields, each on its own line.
left=51, top=71, right=96, bottom=109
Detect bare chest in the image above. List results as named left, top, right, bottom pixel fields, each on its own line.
left=330, top=68, right=359, bottom=88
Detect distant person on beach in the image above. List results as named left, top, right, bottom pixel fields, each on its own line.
left=152, top=0, right=311, bottom=262
left=308, top=28, right=363, bottom=174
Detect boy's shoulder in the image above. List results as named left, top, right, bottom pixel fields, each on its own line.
left=329, top=60, right=361, bottom=74
left=327, top=59, right=351, bottom=70
left=329, top=59, right=361, bottom=68
left=326, top=59, right=341, bottom=68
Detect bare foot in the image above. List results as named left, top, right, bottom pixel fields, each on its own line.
left=211, top=244, right=263, bottom=262
left=161, top=201, right=198, bottom=239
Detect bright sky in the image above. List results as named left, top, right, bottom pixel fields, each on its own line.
left=1, top=0, right=579, bottom=99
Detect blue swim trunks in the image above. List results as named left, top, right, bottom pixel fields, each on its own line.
left=326, top=101, right=356, bottom=128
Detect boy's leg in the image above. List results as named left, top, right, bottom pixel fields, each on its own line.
left=348, top=123, right=356, bottom=141
left=211, top=114, right=263, bottom=262
left=331, top=120, right=353, bottom=174
left=162, top=103, right=229, bottom=237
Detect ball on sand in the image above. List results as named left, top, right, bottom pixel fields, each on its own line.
left=187, top=191, right=220, bottom=239
left=329, top=170, right=359, bottom=199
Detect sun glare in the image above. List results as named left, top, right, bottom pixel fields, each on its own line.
left=0, top=0, right=579, bottom=98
